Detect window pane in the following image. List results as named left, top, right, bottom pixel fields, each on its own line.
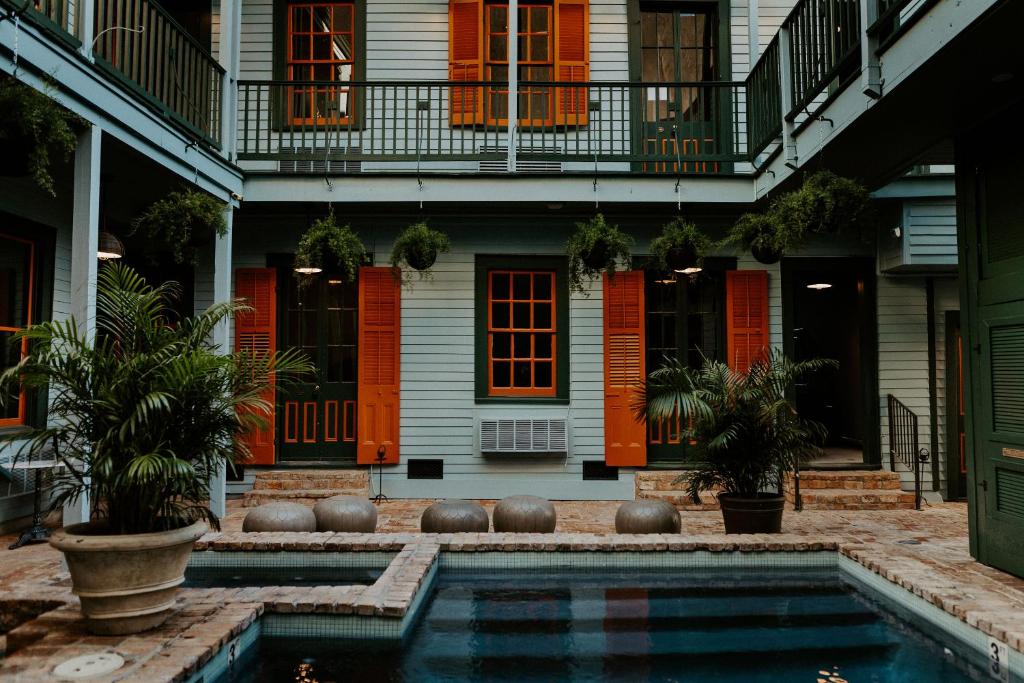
left=532, top=7, right=548, bottom=31
left=333, top=34, right=353, bottom=62
left=341, top=346, right=356, bottom=382
left=529, top=36, right=549, bottom=62
left=492, top=332, right=511, bottom=359
left=292, top=6, right=311, bottom=32
left=489, top=35, right=508, bottom=61
left=533, top=302, right=552, bottom=330
left=313, top=35, right=332, bottom=61
left=512, top=302, right=530, bottom=329
left=534, top=333, right=552, bottom=359
left=490, top=5, right=508, bottom=33
left=493, top=360, right=511, bottom=387
left=512, top=273, right=531, bottom=299
left=0, top=331, right=20, bottom=420
left=512, top=333, right=531, bottom=358
left=532, top=273, right=551, bottom=300
left=313, top=6, right=331, bottom=31
left=491, top=302, right=510, bottom=329
left=513, top=361, right=532, bottom=387
left=291, top=35, right=310, bottom=59
left=491, top=272, right=510, bottom=300
left=534, top=361, right=552, bottom=388
left=0, top=240, right=30, bottom=329
left=327, top=346, right=342, bottom=382
left=333, top=5, right=352, bottom=31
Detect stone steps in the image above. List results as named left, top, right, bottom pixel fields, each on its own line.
left=634, top=471, right=720, bottom=511
left=635, top=489, right=720, bottom=511
left=784, top=470, right=915, bottom=510
left=792, top=470, right=904, bottom=490
left=243, top=469, right=370, bottom=507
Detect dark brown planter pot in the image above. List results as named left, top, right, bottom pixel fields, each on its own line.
left=582, top=239, right=613, bottom=270
left=665, top=244, right=698, bottom=271
left=751, top=243, right=783, bottom=265
left=718, top=492, right=785, bottom=534
left=406, top=248, right=438, bottom=271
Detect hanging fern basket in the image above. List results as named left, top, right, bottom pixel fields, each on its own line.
left=751, top=243, right=783, bottom=265
left=664, top=244, right=699, bottom=271
left=582, top=237, right=614, bottom=270
left=406, top=248, right=438, bottom=271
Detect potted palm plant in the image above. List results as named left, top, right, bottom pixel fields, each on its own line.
left=641, top=350, right=835, bottom=533
left=649, top=218, right=715, bottom=272
left=0, top=264, right=311, bottom=635
left=567, top=214, right=633, bottom=293
left=390, top=221, right=450, bottom=275
left=131, top=189, right=228, bottom=265
left=294, top=211, right=367, bottom=282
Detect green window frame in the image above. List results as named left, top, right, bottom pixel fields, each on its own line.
left=475, top=255, right=570, bottom=404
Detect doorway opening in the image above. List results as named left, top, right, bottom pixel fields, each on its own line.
left=784, top=258, right=879, bottom=469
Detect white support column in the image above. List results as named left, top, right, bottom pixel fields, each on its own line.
left=777, top=27, right=798, bottom=169
left=77, top=0, right=95, bottom=59
left=207, top=206, right=234, bottom=519
left=65, top=125, right=101, bottom=526
left=860, top=0, right=882, bottom=98
left=218, top=0, right=243, bottom=160
left=506, top=0, right=518, bottom=173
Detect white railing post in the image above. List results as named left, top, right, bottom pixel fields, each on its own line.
left=207, top=205, right=234, bottom=520
left=777, top=26, right=798, bottom=169
left=860, top=0, right=882, bottom=98
left=506, top=0, right=518, bottom=173
left=218, top=0, right=242, bottom=159
left=77, top=0, right=95, bottom=59
left=65, top=125, right=102, bottom=526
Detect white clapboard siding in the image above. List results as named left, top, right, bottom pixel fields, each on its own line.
left=756, top=0, right=796, bottom=54
left=904, top=199, right=958, bottom=267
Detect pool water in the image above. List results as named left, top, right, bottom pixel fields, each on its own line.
left=221, top=569, right=986, bottom=682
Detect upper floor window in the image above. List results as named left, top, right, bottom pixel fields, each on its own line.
left=285, top=1, right=358, bottom=124
left=0, top=233, right=35, bottom=428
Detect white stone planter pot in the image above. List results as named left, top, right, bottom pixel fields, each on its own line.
left=49, top=520, right=207, bottom=635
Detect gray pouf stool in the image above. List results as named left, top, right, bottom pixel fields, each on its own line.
left=313, top=495, right=378, bottom=532
left=242, top=502, right=316, bottom=532
left=421, top=500, right=490, bottom=533
left=492, top=495, right=556, bottom=533
left=615, top=499, right=681, bottom=534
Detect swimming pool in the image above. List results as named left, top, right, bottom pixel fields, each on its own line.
left=213, top=566, right=992, bottom=682
left=183, top=550, right=395, bottom=588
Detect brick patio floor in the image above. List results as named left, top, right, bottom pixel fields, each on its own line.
left=3, top=499, right=1024, bottom=682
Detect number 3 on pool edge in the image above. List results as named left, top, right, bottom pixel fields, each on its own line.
left=989, top=638, right=1009, bottom=683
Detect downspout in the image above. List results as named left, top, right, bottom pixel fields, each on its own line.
left=926, top=277, right=940, bottom=492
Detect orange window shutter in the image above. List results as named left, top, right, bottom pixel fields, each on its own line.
left=449, top=0, right=484, bottom=125
left=554, top=0, right=589, bottom=126
left=603, top=271, right=646, bottom=467
left=725, top=270, right=770, bottom=373
left=357, top=266, right=401, bottom=465
left=234, top=268, right=277, bottom=465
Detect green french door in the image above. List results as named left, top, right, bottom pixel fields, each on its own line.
left=644, top=265, right=727, bottom=466
left=278, top=271, right=358, bottom=463
left=961, top=116, right=1024, bottom=577
left=638, top=4, right=722, bottom=173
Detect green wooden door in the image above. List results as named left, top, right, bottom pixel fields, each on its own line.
left=961, top=126, right=1024, bottom=577
left=278, top=272, right=358, bottom=464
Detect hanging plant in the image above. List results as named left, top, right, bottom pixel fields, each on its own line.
left=131, top=189, right=228, bottom=265
left=390, top=222, right=450, bottom=281
left=649, top=218, right=715, bottom=272
left=0, top=74, right=85, bottom=197
left=566, top=214, right=633, bottom=294
left=728, top=212, right=787, bottom=265
left=294, top=211, right=367, bottom=283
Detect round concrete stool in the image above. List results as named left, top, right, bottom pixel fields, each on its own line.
left=313, top=495, right=378, bottom=532
left=242, top=502, right=316, bottom=532
left=492, top=495, right=556, bottom=533
left=614, top=499, right=681, bottom=534
left=420, top=500, right=490, bottom=533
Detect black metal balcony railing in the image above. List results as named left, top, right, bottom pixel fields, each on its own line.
left=93, top=0, right=224, bottom=145
left=784, top=0, right=861, bottom=119
left=869, top=0, right=936, bottom=50
left=745, top=35, right=782, bottom=158
left=237, top=80, right=747, bottom=172
left=5, top=0, right=77, bottom=41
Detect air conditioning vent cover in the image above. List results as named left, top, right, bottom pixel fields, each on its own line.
left=480, top=418, right=568, bottom=454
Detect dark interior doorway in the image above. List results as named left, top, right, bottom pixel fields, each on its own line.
left=945, top=311, right=968, bottom=500
left=783, top=258, right=879, bottom=468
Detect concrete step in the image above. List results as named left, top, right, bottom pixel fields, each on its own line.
left=635, top=471, right=692, bottom=493
left=244, top=469, right=371, bottom=507
left=242, top=488, right=369, bottom=507
left=786, top=488, right=916, bottom=510
left=635, top=489, right=721, bottom=511
left=787, top=470, right=903, bottom=491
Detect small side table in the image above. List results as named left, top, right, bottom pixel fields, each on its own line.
left=8, top=460, right=58, bottom=550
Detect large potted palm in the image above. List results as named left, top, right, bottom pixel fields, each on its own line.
left=0, top=264, right=310, bottom=635
left=641, top=350, right=834, bottom=533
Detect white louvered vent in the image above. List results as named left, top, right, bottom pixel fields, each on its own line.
left=279, top=147, right=362, bottom=173
left=479, top=418, right=568, bottom=454
left=479, top=146, right=562, bottom=173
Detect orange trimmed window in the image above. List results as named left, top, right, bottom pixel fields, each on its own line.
left=0, top=233, right=35, bottom=428
left=487, top=270, right=556, bottom=396
left=485, top=4, right=554, bottom=124
left=286, top=2, right=356, bottom=125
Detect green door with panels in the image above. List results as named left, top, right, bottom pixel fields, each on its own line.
left=961, top=116, right=1024, bottom=578
left=278, top=271, right=358, bottom=463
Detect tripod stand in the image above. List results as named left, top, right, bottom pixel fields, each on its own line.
left=372, top=446, right=390, bottom=504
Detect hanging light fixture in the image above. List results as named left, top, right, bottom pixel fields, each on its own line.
left=97, top=231, right=125, bottom=260
left=294, top=265, right=323, bottom=274
left=807, top=282, right=832, bottom=290
left=675, top=266, right=702, bottom=276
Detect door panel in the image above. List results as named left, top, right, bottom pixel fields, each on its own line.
left=278, top=272, right=358, bottom=463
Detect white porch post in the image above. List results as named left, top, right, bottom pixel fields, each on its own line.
left=77, top=0, right=95, bottom=59
left=777, top=27, right=797, bottom=168
left=218, top=0, right=242, bottom=160
left=208, top=206, right=234, bottom=519
left=860, top=0, right=882, bottom=98
left=506, top=0, right=518, bottom=173
left=65, top=125, right=102, bottom=526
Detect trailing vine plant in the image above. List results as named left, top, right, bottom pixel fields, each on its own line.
left=649, top=218, right=715, bottom=272
left=566, top=214, right=633, bottom=294
left=0, top=74, right=85, bottom=197
left=389, top=221, right=450, bottom=285
left=294, top=211, right=367, bottom=284
left=131, top=189, right=228, bottom=265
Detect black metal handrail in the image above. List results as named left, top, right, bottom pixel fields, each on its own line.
left=746, top=35, right=782, bottom=158
left=783, top=0, right=862, bottom=119
left=887, top=394, right=929, bottom=510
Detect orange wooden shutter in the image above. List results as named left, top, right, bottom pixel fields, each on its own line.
left=603, top=271, right=646, bottom=467
left=554, top=0, right=589, bottom=126
left=235, top=268, right=277, bottom=465
left=449, top=0, right=484, bottom=125
left=726, top=270, right=769, bottom=372
left=357, top=266, right=401, bottom=465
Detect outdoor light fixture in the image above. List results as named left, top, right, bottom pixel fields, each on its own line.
left=97, top=231, right=125, bottom=260
left=655, top=276, right=676, bottom=285
left=676, top=267, right=702, bottom=275
left=327, top=278, right=343, bottom=285
left=807, top=282, right=832, bottom=290
left=294, top=265, right=323, bottom=274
